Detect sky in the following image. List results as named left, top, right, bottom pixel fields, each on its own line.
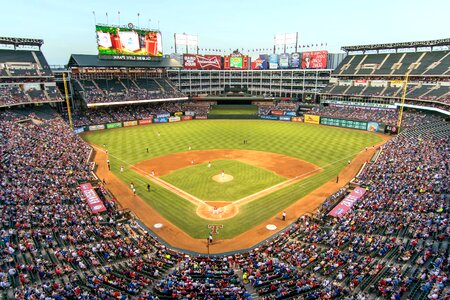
left=1, top=0, right=449, bottom=65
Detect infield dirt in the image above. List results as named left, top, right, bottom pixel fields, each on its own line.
left=92, top=134, right=390, bottom=254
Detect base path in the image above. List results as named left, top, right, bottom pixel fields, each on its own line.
left=93, top=134, right=390, bottom=254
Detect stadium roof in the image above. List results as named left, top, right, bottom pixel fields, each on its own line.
left=341, top=38, right=450, bottom=52
left=0, top=37, right=44, bottom=47
left=67, top=54, right=182, bottom=69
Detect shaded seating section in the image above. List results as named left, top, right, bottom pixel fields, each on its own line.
left=74, top=77, right=186, bottom=104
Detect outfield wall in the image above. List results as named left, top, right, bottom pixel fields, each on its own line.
left=75, top=111, right=395, bottom=135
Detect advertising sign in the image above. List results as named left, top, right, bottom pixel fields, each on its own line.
left=320, top=117, right=368, bottom=130
left=182, top=115, right=193, bottom=121
left=195, top=115, right=208, bottom=120
left=185, top=111, right=196, bottom=116
left=88, top=125, right=105, bottom=131
left=304, top=114, right=321, bottom=124
left=79, top=183, right=107, bottom=214
left=251, top=54, right=269, bottom=70
left=285, top=111, right=297, bottom=116
left=174, top=111, right=183, bottom=116
left=290, top=52, right=301, bottom=68
left=279, top=53, right=290, bottom=69
left=183, top=54, right=222, bottom=70
left=168, top=116, right=181, bottom=123
left=156, top=113, right=170, bottom=118
left=270, top=110, right=284, bottom=116
left=153, top=117, right=168, bottom=123
left=96, top=25, right=162, bottom=57
left=385, top=125, right=398, bottom=134
left=261, top=115, right=279, bottom=120
left=74, top=127, right=85, bottom=134
left=123, top=121, right=138, bottom=127
left=367, top=122, right=379, bottom=132
left=269, top=54, right=279, bottom=69
left=106, top=122, right=122, bottom=129
left=328, top=187, right=366, bottom=217
left=301, top=51, right=328, bottom=69
left=291, top=117, right=303, bottom=122
left=139, top=119, right=153, bottom=125
left=279, top=116, right=291, bottom=121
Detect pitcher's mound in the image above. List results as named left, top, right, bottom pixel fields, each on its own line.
left=212, top=174, right=234, bottom=183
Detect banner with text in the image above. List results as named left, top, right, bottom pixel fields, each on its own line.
left=302, top=50, right=328, bottom=69
left=79, top=183, right=107, bottom=214
left=304, top=114, right=321, bottom=124
left=328, top=187, right=366, bottom=217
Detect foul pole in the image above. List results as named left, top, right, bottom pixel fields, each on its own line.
left=397, top=70, right=410, bottom=132
left=63, top=72, right=73, bottom=130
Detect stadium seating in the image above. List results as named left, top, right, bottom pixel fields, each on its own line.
left=0, top=106, right=448, bottom=299
left=73, top=77, right=186, bottom=105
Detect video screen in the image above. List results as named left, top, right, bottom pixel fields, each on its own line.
left=96, top=25, right=162, bottom=57
left=229, top=56, right=243, bottom=68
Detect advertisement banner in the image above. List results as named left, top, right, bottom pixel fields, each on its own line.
left=302, top=51, right=328, bottom=69
left=182, top=115, right=193, bottom=121
left=96, top=25, right=162, bottom=57
left=328, top=187, right=366, bottom=217
left=156, top=113, right=170, bottom=118
left=139, top=119, right=153, bottom=125
left=251, top=54, right=269, bottom=70
left=106, top=122, right=122, bottom=129
left=367, top=122, right=379, bottom=132
left=74, top=127, right=85, bottom=134
left=79, top=183, right=107, bottom=214
left=195, top=115, right=208, bottom=120
left=169, top=116, right=181, bottom=123
left=291, top=117, right=303, bottom=122
left=270, top=110, right=284, bottom=116
left=153, top=117, right=168, bottom=123
left=320, top=117, right=368, bottom=130
left=279, top=116, right=291, bottom=121
left=185, top=111, right=196, bottom=116
left=279, top=53, right=290, bottom=69
left=183, top=54, right=223, bottom=70
left=290, top=52, right=301, bottom=68
left=123, top=121, right=138, bottom=127
left=174, top=111, right=183, bottom=116
left=261, top=115, right=279, bottom=120
left=385, top=125, right=398, bottom=134
left=304, top=114, right=321, bottom=124
left=88, top=125, right=105, bottom=131
left=269, top=54, right=279, bottom=69
left=285, top=111, right=297, bottom=116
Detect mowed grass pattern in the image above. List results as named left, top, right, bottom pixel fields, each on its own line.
left=82, top=120, right=382, bottom=239
left=161, top=160, right=285, bottom=202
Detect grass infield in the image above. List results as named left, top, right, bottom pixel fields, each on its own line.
left=160, top=159, right=286, bottom=202
left=82, top=120, right=382, bottom=239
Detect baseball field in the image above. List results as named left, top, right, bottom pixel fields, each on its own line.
left=82, top=119, right=383, bottom=246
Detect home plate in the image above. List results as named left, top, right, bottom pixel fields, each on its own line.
left=266, top=224, right=277, bottom=231
left=153, top=223, right=163, bottom=229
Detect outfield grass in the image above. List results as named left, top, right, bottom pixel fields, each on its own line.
left=209, top=105, right=258, bottom=115
left=82, top=120, right=382, bottom=239
left=161, top=160, right=285, bottom=201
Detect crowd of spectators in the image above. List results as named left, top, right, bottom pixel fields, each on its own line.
left=78, top=78, right=186, bottom=104
left=311, top=105, right=443, bottom=128
left=0, top=107, right=448, bottom=299
left=63, top=101, right=212, bottom=127
left=0, top=85, right=63, bottom=107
